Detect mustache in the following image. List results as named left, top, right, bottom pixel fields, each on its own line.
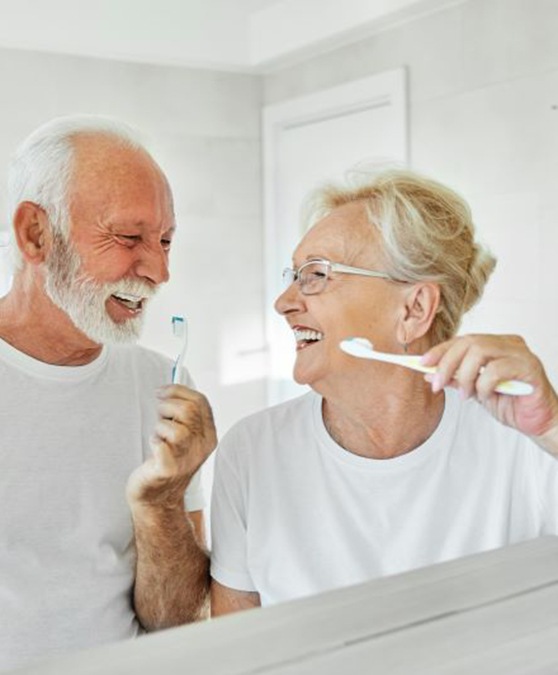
left=75, top=274, right=158, bottom=301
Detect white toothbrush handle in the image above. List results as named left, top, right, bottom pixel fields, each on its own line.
left=393, top=356, right=534, bottom=397
left=340, top=341, right=534, bottom=397
left=392, top=356, right=534, bottom=397
left=493, top=380, right=534, bottom=396
left=172, top=352, right=185, bottom=385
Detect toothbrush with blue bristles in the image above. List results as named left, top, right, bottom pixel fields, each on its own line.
left=171, top=315, right=188, bottom=385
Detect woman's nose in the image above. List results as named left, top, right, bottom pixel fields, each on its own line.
left=274, top=280, right=304, bottom=316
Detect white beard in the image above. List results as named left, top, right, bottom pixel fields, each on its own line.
left=44, top=231, right=156, bottom=345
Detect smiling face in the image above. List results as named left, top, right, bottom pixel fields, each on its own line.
left=274, top=201, right=407, bottom=395
left=43, top=135, right=175, bottom=345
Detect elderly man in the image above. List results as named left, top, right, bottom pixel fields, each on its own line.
left=0, top=116, right=216, bottom=671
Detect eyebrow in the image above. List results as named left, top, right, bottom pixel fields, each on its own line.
left=109, top=222, right=177, bottom=235
left=292, top=255, right=332, bottom=265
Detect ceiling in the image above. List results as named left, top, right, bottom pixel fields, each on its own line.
left=0, top=0, right=457, bottom=72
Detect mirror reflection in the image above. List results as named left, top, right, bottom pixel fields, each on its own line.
left=1, top=0, right=557, bottom=672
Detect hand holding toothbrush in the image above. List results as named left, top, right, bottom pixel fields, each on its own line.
left=126, top=316, right=216, bottom=628
left=421, top=334, right=558, bottom=452
left=127, top=386, right=217, bottom=511
left=127, top=315, right=217, bottom=509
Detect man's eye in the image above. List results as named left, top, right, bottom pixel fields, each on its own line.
left=161, top=239, right=172, bottom=251
left=117, top=235, right=141, bottom=245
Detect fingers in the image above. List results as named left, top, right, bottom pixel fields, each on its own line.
left=153, top=418, right=184, bottom=448
left=153, top=384, right=217, bottom=465
left=156, top=384, right=209, bottom=413
left=150, top=437, right=184, bottom=476
left=156, top=386, right=215, bottom=433
left=157, top=383, right=201, bottom=400
left=474, top=357, right=524, bottom=402
left=128, top=386, right=217, bottom=508
left=422, top=334, right=535, bottom=399
left=157, top=399, right=201, bottom=426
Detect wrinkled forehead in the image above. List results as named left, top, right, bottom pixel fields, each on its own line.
left=68, top=135, right=174, bottom=216
left=71, top=135, right=166, bottom=186
left=294, top=200, right=384, bottom=265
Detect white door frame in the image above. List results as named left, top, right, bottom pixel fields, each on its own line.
left=262, top=68, right=408, bottom=404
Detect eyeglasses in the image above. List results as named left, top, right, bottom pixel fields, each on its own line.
left=282, top=258, right=405, bottom=296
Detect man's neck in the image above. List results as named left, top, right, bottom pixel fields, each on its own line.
left=0, top=277, right=103, bottom=366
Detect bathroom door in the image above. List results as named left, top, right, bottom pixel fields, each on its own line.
left=263, top=68, right=408, bottom=405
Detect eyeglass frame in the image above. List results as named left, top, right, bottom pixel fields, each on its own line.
left=282, top=258, right=408, bottom=296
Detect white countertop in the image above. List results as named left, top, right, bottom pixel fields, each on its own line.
left=16, top=536, right=558, bottom=675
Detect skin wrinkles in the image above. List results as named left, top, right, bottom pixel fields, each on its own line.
left=276, top=202, right=408, bottom=401
left=212, top=198, right=446, bottom=615
left=68, top=138, right=173, bottom=296
left=0, top=129, right=215, bottom=633
left=212, top=184, right=558, bottom=619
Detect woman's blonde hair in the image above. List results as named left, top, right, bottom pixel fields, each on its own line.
left=303, top=168, right=496, bottom=344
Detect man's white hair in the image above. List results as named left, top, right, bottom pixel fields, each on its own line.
left=7, top=114, right=144, bottom=241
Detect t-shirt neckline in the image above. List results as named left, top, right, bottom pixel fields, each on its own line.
left=0, top=336, right=109, bottom=381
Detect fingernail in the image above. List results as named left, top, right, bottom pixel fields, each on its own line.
left=431, top=379, right=440, bottom=393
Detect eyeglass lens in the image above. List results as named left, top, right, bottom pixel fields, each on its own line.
left=282, top=261, right=330, bottom=295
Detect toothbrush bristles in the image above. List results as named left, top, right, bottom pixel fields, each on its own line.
left=172, top=315, right=186, bottom=338
left=171, top=314, right=188, bottom=385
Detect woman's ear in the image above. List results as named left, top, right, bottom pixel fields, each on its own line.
left=13, top=202, right=52, bottom=265
left=396, top=282, right=440, bottom=347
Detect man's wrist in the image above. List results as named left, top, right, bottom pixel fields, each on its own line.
left=129, top=498, right=186, bottom=525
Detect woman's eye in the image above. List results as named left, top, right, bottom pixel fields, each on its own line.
left=161, top=239, right=172, bottom=251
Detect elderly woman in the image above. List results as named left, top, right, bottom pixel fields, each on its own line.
left=210, top=169, right=558, bottom=615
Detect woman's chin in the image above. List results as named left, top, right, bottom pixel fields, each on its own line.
left=292, top=367, right=311, bottom=387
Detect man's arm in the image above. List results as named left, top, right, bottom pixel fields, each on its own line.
left=131, top=507, right=209, bottom=629
left=211, top=579, right=261, bottom=617
left=127, top=385, right=217, bottom=630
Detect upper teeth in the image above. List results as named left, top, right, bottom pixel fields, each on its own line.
left=114, top=293, right=142, bottom=302
left=112, top=293, right=144, bottom=310
left=294, top=329, right=323, bottom=342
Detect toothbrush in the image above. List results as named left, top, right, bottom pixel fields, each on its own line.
left=339, top=337, right=534, bottom=397
left=171, top=315, right=188, bottom=385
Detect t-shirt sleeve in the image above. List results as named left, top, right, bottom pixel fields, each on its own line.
left=530, top=442, right=558, bottom=535
left=210, top=427, right=256, bottom=592
left=184, top=468, right=205, bottom=512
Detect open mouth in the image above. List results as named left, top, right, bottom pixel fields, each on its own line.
left=110, top=292, right=145, bottom=312
left=294, top=328, right=324, bottom=349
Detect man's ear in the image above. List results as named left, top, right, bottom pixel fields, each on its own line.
left=13, top=202, right=52, bottom=264
left=396, top=282, right=440, bottom=346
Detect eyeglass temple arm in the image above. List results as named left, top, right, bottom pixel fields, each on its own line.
left=330, top=262, right=392, bottom=280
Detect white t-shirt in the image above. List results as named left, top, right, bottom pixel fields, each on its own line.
left=0, top=338, right=204, bottom=672
left=210, top=389, right=558, bottom=606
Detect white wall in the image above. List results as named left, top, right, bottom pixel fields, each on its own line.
left=263, top=0, right=558, bottom=377
left=1, top=0, right=556, bottom=434
left=0, top=0, right=255, bottom=70
left=0, top=47, right=266, bottom=436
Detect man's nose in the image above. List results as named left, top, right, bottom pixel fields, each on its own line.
left=135, top=246, right=170, bottom=285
